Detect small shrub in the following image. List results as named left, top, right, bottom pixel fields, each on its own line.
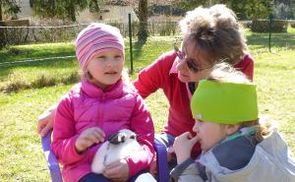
left=0, top=70, right=79, bottom=93
left=0, top=78, right=31, bottom=93
left=1, top=81, right=29, bottom=93
left=32, top=74, right=57, bottom=88
left=0, top=20, right=29, bottom=26
left=251, top=19, right=288, bottom=33
left=60, top=71, right=79, bottom=84
left=150, top=20, right=178, bottom=36
left=240, top=21, right=252, bottom=29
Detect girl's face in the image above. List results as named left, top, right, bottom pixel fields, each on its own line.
left=86, top=48, right=124, bottom=89
left=176, top=39, right=213, bottom=83
left=192, top=119, right=228, bottom=152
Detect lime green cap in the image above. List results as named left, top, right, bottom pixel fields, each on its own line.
left=191, top=80, right=258, bottom=124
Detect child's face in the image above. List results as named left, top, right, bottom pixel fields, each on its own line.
left=87, top=48, right=124, bottom=89
left=192, top=119, right=228, bottom=152
left=176, top=39, right=213, bottom=83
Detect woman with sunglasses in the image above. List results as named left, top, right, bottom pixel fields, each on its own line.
left=133, top=4, right=253, bottom=168
left=38, top=4, right=253, bottom=174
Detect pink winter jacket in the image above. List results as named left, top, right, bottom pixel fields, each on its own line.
left=52, top=79, right=155, bottom=182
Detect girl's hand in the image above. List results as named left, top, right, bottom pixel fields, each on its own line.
left=173, top=132, right=200, bottom=164
left=75, top=127, right=105, bottom=153
left=103, top=159, right=129, bottom=182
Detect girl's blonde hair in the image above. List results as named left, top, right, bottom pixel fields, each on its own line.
left=239, top=118, right=275, bottom=142
left=207, top=63, right=273, bottom=142
left=179, top=4, right=247, bottom=65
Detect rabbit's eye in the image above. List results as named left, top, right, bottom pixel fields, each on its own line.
left=120, top=135, right=126, bottom=143
left=130, top=135, right=135, bottom=139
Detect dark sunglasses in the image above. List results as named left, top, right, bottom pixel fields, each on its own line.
left=174, top=45, right=211, bottom=73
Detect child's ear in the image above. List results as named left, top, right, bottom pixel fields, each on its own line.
left=224, top=124, right=240, bottom=135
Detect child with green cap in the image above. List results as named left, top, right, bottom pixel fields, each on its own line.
left=170, top=64, right=295, bottom=182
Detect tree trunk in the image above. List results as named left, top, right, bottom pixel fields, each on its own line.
left=69, top=3, right=76, bottom=22
left=0, top=0, right=5, bottom=49
left=138, top=0, right=148, bottom=43
left=0, top=0, right=3, bottom=21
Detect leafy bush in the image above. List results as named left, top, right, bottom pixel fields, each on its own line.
left=240, top=21, right=252, bottom=29
left=251, top=19, right=288, bottom=33
left=0, top=70, right=79, bottom=93
left=148, top=20, right=178, bottom=36
left=0, top=19, right=29, bottom=26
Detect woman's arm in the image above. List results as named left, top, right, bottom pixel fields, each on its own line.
left=133, top=51, right=176, bottom=98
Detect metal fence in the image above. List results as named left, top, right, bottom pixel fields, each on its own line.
left=0, top=19, right=294, bottom=45
left=0, top=19, right=294, bottom=68
left=0, top=20, right=180, bottom=47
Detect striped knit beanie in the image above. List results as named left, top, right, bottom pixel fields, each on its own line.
left=75, top=23, right=125, bottom=71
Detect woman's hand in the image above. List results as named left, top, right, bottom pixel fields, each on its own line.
left=173, top=132, right=200, bottom=164
left=37, top=107, right=56, bottom=137
left=103, top=159, right=129, bottom=182
left=75, top=127, right=105, bottom=153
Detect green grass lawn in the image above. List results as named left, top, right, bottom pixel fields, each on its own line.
left=0, top=29, right=294, bottom=181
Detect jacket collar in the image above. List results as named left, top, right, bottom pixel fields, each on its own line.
left=80, top=79, right=124, bottom=99
left=169, top=55, right=193, bottom=99
left=169, top=54, right=178, bottom=74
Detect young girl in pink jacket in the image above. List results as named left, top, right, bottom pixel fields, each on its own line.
left=52, top=23, right=155, bottom=182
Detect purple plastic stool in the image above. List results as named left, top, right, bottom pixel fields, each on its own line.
left=154, top=140, right=170, bottom=182
left=41, top=130, right=63, bottom=182
left=41, top=130, right=169, bottom=182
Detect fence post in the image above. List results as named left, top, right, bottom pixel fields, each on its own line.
left=0, top=22, right=6, bottom=49
left=128, top=13, right=133, bottom=74
left=268, top=14, right=273, bottom=52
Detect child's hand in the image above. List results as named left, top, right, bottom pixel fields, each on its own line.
left=103, top=159, right=129, bottom=182
left=173, top=132, right=200, bottom=164
left=75, top=127, right=105, bottom=153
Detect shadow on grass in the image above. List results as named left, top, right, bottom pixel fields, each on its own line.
left=133, top=40, right=145, bottom=61
left=247, top=32, right=295, bottom=49
left=0, top=43, right=77, bottom=81
left=0, top=41, right=76, bottom=79
left=1, top=31, right=295, bottom=93
left=0, top=45, right=75, bottom=64
left=124, top=40, right=146, bottom=74
left=0, top=57, right=77, bottom=77
left=0, top=56, right=79, bottom=93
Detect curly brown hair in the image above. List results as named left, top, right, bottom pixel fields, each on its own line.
left=179, top=4, right=247, bottom=65
left=239, top=118, right=274, bottom=142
